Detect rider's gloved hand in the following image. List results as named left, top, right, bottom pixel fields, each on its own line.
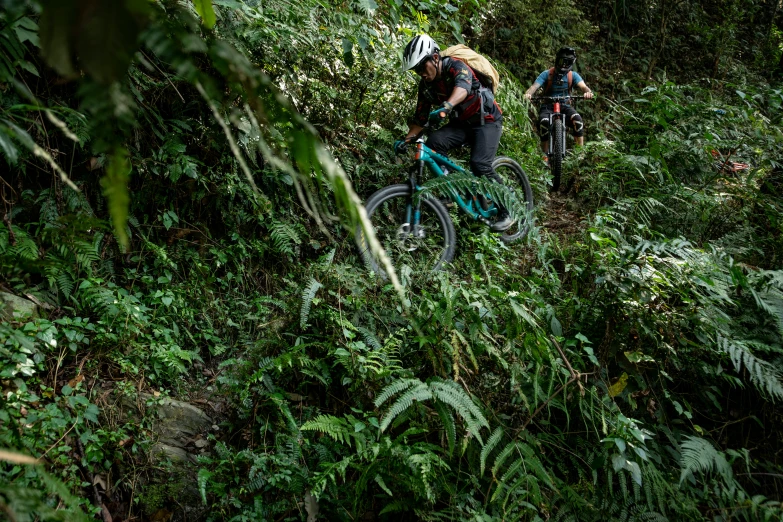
left=393, top=137, right=410, bottom=154
left=584, top=91, right=594, bottom=100
left=428, top=101, right=453, bottom=126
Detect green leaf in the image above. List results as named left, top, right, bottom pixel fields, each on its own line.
left=18, top=60, right=39, bottom=77
left=550, top=316, right=563, bottom=337
left=624, top=350, right=655, bottom=364
left=626, top=460, right=642, bottom=486
left=193, top=0, right=217, bottom=29
left=14, top=18, right=40, bottom=47
left=0, top=128, right=19, bottom=164
left=342, top=38, right=354, bottom=68
left=102, top=148, right=131, bottom=251
left=611, top=453, right=625, bottom=472
left=583, top=346, right=599, bottom=366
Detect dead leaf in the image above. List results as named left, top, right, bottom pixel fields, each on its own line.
left=304, top=490, right=319, bottom=522
left=68, top=374, right=85, bottom=388
left=647, top=398, right=657, bottom=417
left=93, top=474, right=108, bottom=490
left=100, top=503, right=113, bottom=522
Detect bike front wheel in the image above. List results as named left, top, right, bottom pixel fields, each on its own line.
left=492, top=156, right=534, bottom=243
left=356, top=184, right=457, bottom=279
left=551, top=118, right=564, bottom=191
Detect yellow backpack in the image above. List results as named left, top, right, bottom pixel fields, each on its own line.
left=440, top=44, right=500, bottom=94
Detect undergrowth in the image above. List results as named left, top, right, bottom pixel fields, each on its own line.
left=1, top=1, right=782, bottom=521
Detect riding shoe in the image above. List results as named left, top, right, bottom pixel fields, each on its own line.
left=490, top=212, right=516, bottom=232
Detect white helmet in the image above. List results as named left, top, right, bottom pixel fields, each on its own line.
left=402, top=34, right=439, bottom=71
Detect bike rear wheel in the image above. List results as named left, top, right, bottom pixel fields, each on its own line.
left=491, top=156, right=534, bottom=243
left=551, top=118, right=564, bottom=192
left=357, top=184, right=456, bottom=279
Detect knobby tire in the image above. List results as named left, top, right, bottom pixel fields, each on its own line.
left=491, top=156, right=534, bottom=243
left=551, top=118, right=564, bottom=192
left=357, top=184, right=456, bottom=279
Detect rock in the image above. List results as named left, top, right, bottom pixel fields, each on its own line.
left=149, top=443, right=194, bottom=463
left=0, top=292, right=39, bottom=321
left=150, top=396, right=213, bottom=448
left=118, top=392, right=213, bottom=463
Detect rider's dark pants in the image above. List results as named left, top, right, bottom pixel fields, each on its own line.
left=426, top=120, right=503, bottom=184
left=538, top=103, right=583, bottom=141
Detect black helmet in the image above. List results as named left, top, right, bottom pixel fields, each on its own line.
left=555, top=47, right=576, bottom=74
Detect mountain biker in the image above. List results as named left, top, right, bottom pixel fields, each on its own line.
left=394, top=34, right=513, bottom=232
left=524, top=47, right=594, bottom=163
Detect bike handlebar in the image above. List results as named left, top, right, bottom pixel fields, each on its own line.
left=531, top=95, right=590, bottom=101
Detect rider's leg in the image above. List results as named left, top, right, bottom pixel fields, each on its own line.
left=538, top=107, right=553, bottom=152
left=468, top=121, right=513, bottom=231
left=468, top=121, right=502, bottom=183
left=425, top=123, right=468, bottom=158
left=563, top=107, right=585, bottom=147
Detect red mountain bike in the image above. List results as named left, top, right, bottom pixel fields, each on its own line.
left=533, top=95, right=586, bottom=192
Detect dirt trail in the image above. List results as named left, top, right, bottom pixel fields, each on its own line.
left=539, top=192, right=588, bottom=238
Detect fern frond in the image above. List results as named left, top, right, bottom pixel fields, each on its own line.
left=679, top=435, right=732, bottom=485
left=491, top=441, right=518, bottom=478
left=269, top=219, right=301, bottom=255
left=300, top=277, right=322, bottom=329
left=379, top=382, right=432, bottom=431
left=197, top=468, right=213, bottom=505
left=300, top=415, right=354, bottom=446
left=378, top=499, right=414, bottom=516
left=718, top=336, right=783, bottom=401
left=415, top=173, right=532, bottom=225
left=374, top=378, right=420, bottom=407
left=357, top=326, right=383, bottom=351
left=433, top=399, right=456, bottom=456
left=9, top=226, right=38, bottom=260
left=428, top=379, right=489, bottom=441
left=373, top=474, right=393, bottom=496
left=480, top=426, right=504, bottom=476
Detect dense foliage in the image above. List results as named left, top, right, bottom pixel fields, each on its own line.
left=1, top=0, right=782, bottom=520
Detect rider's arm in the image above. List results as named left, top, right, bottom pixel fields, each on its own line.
left=446, top=86, right=468, bottom=107
left=525, top=70, right=549, bottom=100
left=439, top=60, right=470, bottom=109
left=576, top=81, right=594, bottom=99
left=524, top=83, right=541, bottom=100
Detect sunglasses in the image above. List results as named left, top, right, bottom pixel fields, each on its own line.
left=413, top=58, right=431, bottom=75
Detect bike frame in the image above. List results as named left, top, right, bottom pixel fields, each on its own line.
left=544, top=96, right=574, bottom=158
left=402, top=138, right=498, bottom=229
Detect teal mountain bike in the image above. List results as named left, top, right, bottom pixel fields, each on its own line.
left=357, top=135, right=534, bottom=278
